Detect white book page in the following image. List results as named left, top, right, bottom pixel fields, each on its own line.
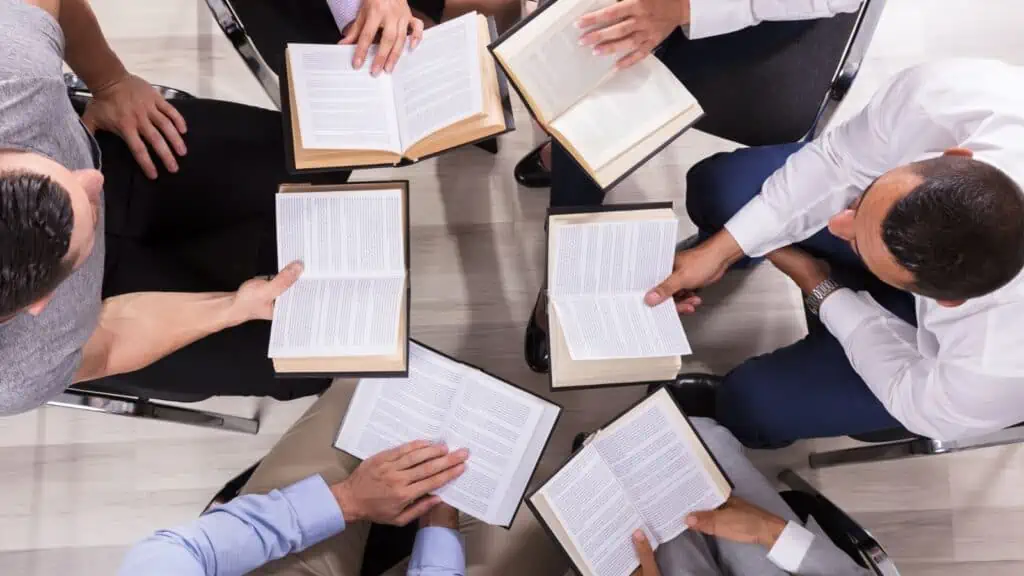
left=594, top=397, right=727, bottom=544
left=391, top=13, right=482, bottom=150
left=276, top=190, right=405, bottom=277
left=549, top=58, right=696, bottom=171
left=552, top=294, right=690, bottom=360
left=541, top=445, right=654, bottom=576
left=288, top=43, right=401, bottom=151
left=268, top=276, right=404, bottom=358
left=502, top=0, right=618, bottom=121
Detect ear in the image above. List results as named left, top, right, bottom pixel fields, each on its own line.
left=828, top=209, right=857, bottom=241
left=72, top=169, right=104, bottom=202
left=25, top=292, right=55, bottom=316
left=943, top=147, right=973, bottom=159
left=936, top=299, right=966, bottom=308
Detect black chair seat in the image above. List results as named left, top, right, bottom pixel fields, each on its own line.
left=780, top=490, right=869, bottom=570
left=849, top=427, right=920, bottom=443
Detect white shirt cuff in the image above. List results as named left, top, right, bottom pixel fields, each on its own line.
left=819, top=288, right=884, bottom=346
left=767, top=521, right=816, bottom=572
left=723, top=195, right=783, bottom=257
left=685, top=0, right=756, bottom=39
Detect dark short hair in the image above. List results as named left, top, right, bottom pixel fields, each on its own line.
left=881, top=156, right=1024, bottom=301
left=0, top=171, right=75, bottom=317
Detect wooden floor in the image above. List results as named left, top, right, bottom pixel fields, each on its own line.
left=2, top=0, right=1023, bottom=574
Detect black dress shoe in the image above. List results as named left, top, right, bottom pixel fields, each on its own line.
left=524, top=293, right=550, bottom=374
left=514, top=142, right=551, bottom=188
left=650, top=373, right=722, bottom=419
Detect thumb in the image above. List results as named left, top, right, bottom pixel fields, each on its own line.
left=644, top=271, right=685, bottom=306
left=632, top=530, right=660, bottom=576
left=685, top=511, right=716, bottom=535
left=267, top=261, right=304, bottom=295
left=339, top=15, right=361, bottom=44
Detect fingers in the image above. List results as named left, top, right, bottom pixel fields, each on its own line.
left=354, top=12, right=382, bottom=69
left=403, top=448, right=469, bottom=483
left=392, top=443, right=450, bottom=471
left=644, top=271, right=686, bottom=306
left=684, top=510, right=716, bottom=535
left=150, top=106, right=187, bottom=158
left=123, top=130, right=158, bottom=180
left=267, top=261, right=304, bottom=295
left=632, top=530, right=659, bottom=576
left=674, top=294, right=701, bottom=314
left=576, top=0, right=631, bottom=29
left=340, top=13, right=363, bottom=45
left=616, top=48, right=649, bottom=69
left=374, top=19, right=400, bottom=75
left=138, top=118, right=179, bottom=175
left=409, top=17, right=424, bottom=50
left=394, top=495, right=442, bottom=526
left=409, top=459, right=466, bottom=494
left=579, top=18, right=634, bottom=49
left=156, top=98, right=188, bottom=136
left=383, top=17, right=409, bottom=73
left=378, top=439, right=433, bottom=462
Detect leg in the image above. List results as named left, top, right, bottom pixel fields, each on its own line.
left=242, top=381, right=369, bottom=576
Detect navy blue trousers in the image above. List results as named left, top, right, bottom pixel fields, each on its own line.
left=687, top=144, right=917, bottom=447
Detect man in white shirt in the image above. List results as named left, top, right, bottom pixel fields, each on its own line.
left=645, top=58, right=1024, bottom=448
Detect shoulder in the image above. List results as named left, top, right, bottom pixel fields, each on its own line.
left=0, top=330, right=80, bottom=416
left=0, top=0, right=65, bottom=78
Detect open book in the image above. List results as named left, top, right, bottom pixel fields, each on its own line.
left=284, top=12, right=512, bottom=171
left=269, top=182, right=409, bottom=376
left=335, top=341, right=562, bottom=527
left=528, top=387, right=731, bottom=576
left=490, top=0, right=703, bottom=189
left=547, top=204, right=690, bottom=390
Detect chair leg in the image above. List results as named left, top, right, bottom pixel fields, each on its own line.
left=47, top=390, right=260, bottom=435
left=474, top=138, right=500, bottom=155
left=809, top=426, right=1024, bottom=469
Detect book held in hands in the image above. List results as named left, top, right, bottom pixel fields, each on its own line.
left=334, top=341, right=562, bottom=527
left=268, top=182, right=410, bottom=377
left=284, top=12, right=512, bottom=171
left=528, top=387, right=732, bottom=576
left=490, top=0, right=704, bottom=190
left=547, top=203, right=691, bottom=389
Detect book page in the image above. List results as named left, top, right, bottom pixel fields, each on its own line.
left=392, top=13, right=483, bottom=151
left=594, top=395, right=727, bottom=544
left=549, top=217, right=689, bottom=360
left=549, top=57, right=696, bottom=171
left=276, top=190, right=405, bottom=277
left=288, top=44, right=401, bottom=151
left=501, top=0, right=618, bottom=121
left=539, top=445, right=654, bottom=576
left=268, top=276, right=404, bottom=358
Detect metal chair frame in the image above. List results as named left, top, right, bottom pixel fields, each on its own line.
left=203, top=0, right=282, bottom=109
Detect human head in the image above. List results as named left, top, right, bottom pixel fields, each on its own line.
left=0, top=151, right=103, bottom=319
left=827, top=149, right=1024, bottom=305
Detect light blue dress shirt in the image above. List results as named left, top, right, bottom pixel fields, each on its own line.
left=119, top=475, right=465, bottom=576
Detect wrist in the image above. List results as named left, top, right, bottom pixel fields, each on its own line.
left=680, top=0, right=691, bottom=25
left=83, top=62, right=129, bottom=95
left=702, top=230, right=745, bottom=268
left=420, top=505, right=459, bottom=529
left=757, top=515, right=788, bottom=548
left=330, top=479, right=364, bottom=524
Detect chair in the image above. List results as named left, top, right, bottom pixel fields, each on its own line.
left=778, top=468, right=899, bottom=574
left=685, top=0, right=887, bottom=146
left=44, top=73, right=261, bottom=436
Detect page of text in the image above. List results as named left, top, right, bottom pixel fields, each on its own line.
left=594, top=400, right=725, bottom=544
left=504, top=0, right=618, bottom=121
left=553, top=294, right=690, bottom=360
left=543, top=446, right=652, bottom=576
left=288, top=44, right=401, bottom=151
left=276, top=190, right=405, bottom=277
left=392, top=13, right=482, bottom=149
left=268, top=276, right=404, bottom=357
left=435, top=371, right=544, bottom=523
left=550, top=58, right=694, bottom=170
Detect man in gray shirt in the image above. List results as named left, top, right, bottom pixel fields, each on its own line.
left=0, top=0, right=343, bottom=415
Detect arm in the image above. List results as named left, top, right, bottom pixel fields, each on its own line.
left=685, top=0, right=863, bottom=40
left=407, top=504, right=466, bottom=576
left=118, top=475, right=345, bottom=576
left=75, top=263, right=302, bottom=383
left=56, top=0, right=128, bottom=91
left=767, top=521, right=872, bottom=576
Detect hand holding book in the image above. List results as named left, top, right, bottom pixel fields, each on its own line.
left=577, top=0, right=691, bottom=68
left=339, top=0, right=426, bottom=75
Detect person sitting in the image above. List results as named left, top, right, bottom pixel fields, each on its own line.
left=0, top=0, right=346, bottom=416
left=643, top=58, right=1024, bottom=447
left=122, top=381, right=568, bottom=576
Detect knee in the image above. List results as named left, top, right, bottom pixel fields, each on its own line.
left=715, top=362, right=785, bottom=447
left=685, top=152, right=741, bottom=232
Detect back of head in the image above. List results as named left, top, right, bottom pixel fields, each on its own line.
left=882, top=156, right=1024, bottom=301
left=0, top=171, right=74, bottom=317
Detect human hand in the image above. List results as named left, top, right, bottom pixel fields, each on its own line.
left=644, top=232, right=743, bottom=313
left=332, top=440, right=469, bottom=525
left=767, top=246, right=831, bottom=295
left=631, top=530, right=661, bottom=576
left=684, top=496, right=788, bottom=548
left=230, top=261, right=304, bottom=324
left=340, top=0, right=425, bottom=76
left=577, top=0, right=690, bottom=68
left=81, top=73, right=187, bottom=180
left=420, top=502, right=460, bottom=529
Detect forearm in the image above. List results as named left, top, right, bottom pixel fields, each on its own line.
left=685, top=0, right=862, bottom=39
left=59, top=0, right=127, bottom=91
left=75, top=291, right=240, bottom=383
left=766, top=521, right=872, bottom=576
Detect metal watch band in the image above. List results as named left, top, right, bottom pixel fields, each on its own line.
left=805, top=277, right=843, bottom=317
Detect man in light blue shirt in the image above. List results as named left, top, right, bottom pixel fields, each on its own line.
left=120, top=439, right=470, bottom=576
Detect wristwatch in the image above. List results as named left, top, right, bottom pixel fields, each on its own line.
left=804, top=277, right=843, bottom=317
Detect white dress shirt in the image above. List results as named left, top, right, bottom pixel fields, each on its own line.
left=685, top=0, right=863, bottom=40
left=724, top=58, right=1024, bottom=441
left=327, top=0, right=362, bottom=34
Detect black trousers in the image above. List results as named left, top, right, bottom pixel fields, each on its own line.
left=93, top=98, right=348, bottom=401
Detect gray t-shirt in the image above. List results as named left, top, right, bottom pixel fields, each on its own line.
left=0, top=0, right=104, bottom=415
